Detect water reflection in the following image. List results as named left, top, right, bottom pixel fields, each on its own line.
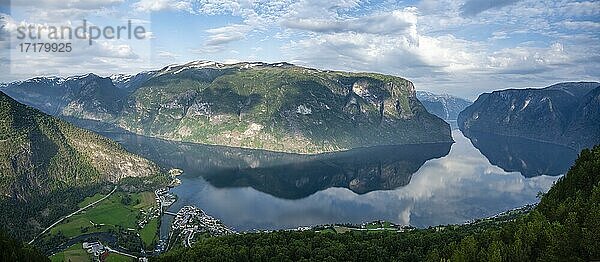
left=103, top=130, right=560, bottom=230
left=108, top=134, right=451, bottom=199
left=462, top=131, right=578, bottom=177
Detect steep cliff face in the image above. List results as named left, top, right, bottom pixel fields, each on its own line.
left=416, top=91, right=472, bottom=120
left=2, top=61, right=452, bottom=154
left=0, top=91, right=161, bottom=201
left=458, top=82, right=600, bottom=150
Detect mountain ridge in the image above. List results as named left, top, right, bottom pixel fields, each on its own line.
left=2, top=60, right=453, bottom=154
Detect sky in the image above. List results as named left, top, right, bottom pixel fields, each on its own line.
left=0, top=0, right=599, bottom=99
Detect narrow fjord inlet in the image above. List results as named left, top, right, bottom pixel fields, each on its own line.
left=0, top=1, right=599, bottom=261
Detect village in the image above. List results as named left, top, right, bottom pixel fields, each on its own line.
left=171, top=205, right=235, bottom=247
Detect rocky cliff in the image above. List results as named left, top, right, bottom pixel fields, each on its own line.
left=458, top=82, right=600, bottom=150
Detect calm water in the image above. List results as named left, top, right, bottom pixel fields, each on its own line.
left=104, top=129, right=577, bottom=233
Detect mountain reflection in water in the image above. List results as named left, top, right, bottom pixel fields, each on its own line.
left=107, top=133, right=452, bottom=199
left=101, top=129, right=560, bottom=230
left=463, top=130, right=578, bottom=177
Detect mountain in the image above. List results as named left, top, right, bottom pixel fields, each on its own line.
left=1, top=61, right=452, bottom=154
left=458, top=82, right=600, bottom=150
left=0, top=73, right=126, bottom=121
left=0, top=91, right=165, bottom=239
left=416, top=91, right=471, bottom=120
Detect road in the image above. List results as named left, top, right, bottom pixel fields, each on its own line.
left=29, top=185, right=118, bottom=245
left=106, top=246, right=139, bottom=259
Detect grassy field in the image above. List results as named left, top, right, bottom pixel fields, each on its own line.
left=330, top=221, right=398, bottom=233
left=139, top=217, right=159, bottom=248
left=77, top=193, right=107, bottom=208
left=365, top=221, right=393, bottom=230
left=49, top=192, right=139, bottom=238
left=316, top=228, right=336, bottom=234
left=49, top=243, right=91, bottom=262
left=105, top=253, right=136, bottom=262
left=45, top=191, right=160, bottom=254
left=133, top=192, right=156, bottom=210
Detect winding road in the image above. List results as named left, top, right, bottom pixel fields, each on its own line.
left=29, top=185, right=118, bottom=245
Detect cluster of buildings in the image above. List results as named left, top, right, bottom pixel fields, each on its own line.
left=82, top=241, right=108, bottom=261
left=137, top=206, right=160, bottom=229
left=171, top=205, right=235, bottom=247
left=154, top=188, right=176, bottom=210
left=168, top=169, right=183, bottom=186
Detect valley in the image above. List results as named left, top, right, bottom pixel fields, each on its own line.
left=2, top=0, right=598, bottom=260
left=0, top=65, right=598, bottom=262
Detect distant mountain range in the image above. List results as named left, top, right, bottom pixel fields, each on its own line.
left=0, top=91, right=165, bottom=239
left=1, top=61, right=452, bottom=154
left=458, top=82, right=600, bottom=150
left=416, top=91, right=471, bottom=121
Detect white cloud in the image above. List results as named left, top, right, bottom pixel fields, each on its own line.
left=205, top=24, right=250, bottom=46
left=133, top=0, right=193, bottom=12
left=460, top=0, right=522, bottom=17
left=487, top=42, right=570, bottom=74
left=561, top=20, right=600, bottom=30
left=281, top=9, right=417, bottom=35
left=2, top=0, right=599, bottom=99
left=8, top=0, right=127, bottom=22
left=2, top=14, right=150, bottom=80
left=560, top=1, right=600, bottom=16
left=10, top=0, right=124, bottom=9
left=157, top=50, right=178, bottom=59
left=283, top=31, right=483, bottom=78
left=281, top=6, right=484, bottom=77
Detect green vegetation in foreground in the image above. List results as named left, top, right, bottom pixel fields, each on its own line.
left=159, top=145, right=600, bottom=261
left=0, top=230, right=48, bottom=262
left=49, top=192, right=139, bottom=237
left=40, top=191, right=160, bottom=255
left=140, top=218, right=160, bottom=248
left=327, top=221, right=403, bottom=234
left=0, top=92, right=167, bottom=241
